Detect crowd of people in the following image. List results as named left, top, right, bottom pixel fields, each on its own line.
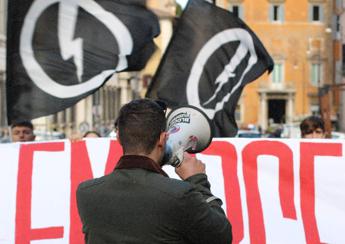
left=0, top=120, right=104, bottom=143
left=0, top=113, right=329, bottom=144
left=0, top=98, right=334, bottom=244
left=75, top=100, right=327, bottom=243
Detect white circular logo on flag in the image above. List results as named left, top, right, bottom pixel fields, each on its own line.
left=186, top=28, right=258, bottom=119
left=20, top=0, right=133, bottom=98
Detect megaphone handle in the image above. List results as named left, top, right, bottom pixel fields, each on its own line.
left=183, top=137, right=198, bottom=152
left=171, top=148, right=185, bottom=167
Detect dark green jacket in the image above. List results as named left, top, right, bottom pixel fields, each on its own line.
left=77, top=155, right=232, bottom=244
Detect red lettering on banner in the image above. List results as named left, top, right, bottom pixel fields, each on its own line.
left=203, top=141, right=243, bottom=244
left=69, top=139, right=122, bottom=244
left=15, top=142, right=65, bottom=244
left=104, top=140, right=123, bottom=174
left=242, top=141, right=296, bottom=244
left=31, top=227, right=64, bottom=240
left=300, top=142, right=342, bottom=244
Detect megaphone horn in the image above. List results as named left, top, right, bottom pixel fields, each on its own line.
left=162, top=105, right=213, bottom=167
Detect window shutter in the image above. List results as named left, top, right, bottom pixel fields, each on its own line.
left=308, top=4, right=312, bottom=22
left=281, top=4, right=285, bottom=22
left=269, top=4, right=273, bottom=22
left=319, top=5, right=324, bottom=22
left=239, top=5, right=244, bottom=20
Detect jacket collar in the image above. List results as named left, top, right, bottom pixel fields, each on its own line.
left=115, top=155, right=168, bottom=177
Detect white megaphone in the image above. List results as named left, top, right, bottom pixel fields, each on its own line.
left=162, top=105, right=213, bottom=167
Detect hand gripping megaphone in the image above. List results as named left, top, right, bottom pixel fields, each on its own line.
left=162, top=105, right=213, bottom=167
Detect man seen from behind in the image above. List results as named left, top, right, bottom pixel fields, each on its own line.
left=76, top=98, right=232, bottom=244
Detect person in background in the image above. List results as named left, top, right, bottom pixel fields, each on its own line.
left=11, top=120, right=36, bottom=142
left=76, top=99, right=232, bottom=244
left=83, top=131, right=101, bottom=138
left=0, top=128, right=10, bottom=143
left=300, top=116, right=326, bottom=139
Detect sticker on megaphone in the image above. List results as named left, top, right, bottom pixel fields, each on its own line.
left=162, top=105, right=213, bottom=167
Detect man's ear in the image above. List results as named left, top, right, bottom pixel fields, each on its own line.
left=158, top=132, right=167, bottom=148
left=116, top=129, right=122, bottom=145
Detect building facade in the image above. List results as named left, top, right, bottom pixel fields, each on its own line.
left=2, top=0, right=341, bottom=137
left=216, top=0, right=341, bottom=131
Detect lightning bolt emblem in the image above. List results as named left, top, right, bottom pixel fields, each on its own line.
left=203, top=64, right=236, bottom=106
left=20, top=0, right=134, bottom=98
left=58, top=0, right=84, bottom=82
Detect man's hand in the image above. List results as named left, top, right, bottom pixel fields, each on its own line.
left=175, top=152, right=205, bottom=180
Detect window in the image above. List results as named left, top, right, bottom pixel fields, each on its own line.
left=311, top=63, right=322, bottom=86
left=232, top=6, right=239, bottom=17
left=309, top=4, right=323, bottom=22
left=312, top=6, right=320, bottom=21
left=272, top=63, right=283, bottom=84
left=230, top=4, right=244, bottom=19
left=273, top=6, right=279, bottom=20
left=269, top=4, right=284, bottom=22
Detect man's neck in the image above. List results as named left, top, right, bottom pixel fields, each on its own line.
left=124, top=151, right=161, bottom=167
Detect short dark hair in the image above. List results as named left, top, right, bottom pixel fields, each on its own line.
left=11, top=120, right=34, bottom=130
left=83, top=130, right=101, bottom=138
left=300, top=116, right=325, bottom=137
left=116, top=99, right=166, bottom=154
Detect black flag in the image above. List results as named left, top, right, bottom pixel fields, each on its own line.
left=6, top=0, right=160, bottom=123
left=146, top=0, right=273, bottom=137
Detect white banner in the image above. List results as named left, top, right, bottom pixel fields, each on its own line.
left=0, top=138, right=344, bottom=244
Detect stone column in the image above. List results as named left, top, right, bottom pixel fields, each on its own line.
left=65, top=107, right=73, bottom=137
left=340, top=89, right=345, bottom=132
left=119, top=78, right=130, bottom=106
left=286, top=92, right=294, bottom=124
left=75, top=96, right=93, bottom=134
left=0, top=72, right=5, bottom=127
left=57, top=111, right=65, bottom=130
left=259, top=92, right=268, bottom=131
